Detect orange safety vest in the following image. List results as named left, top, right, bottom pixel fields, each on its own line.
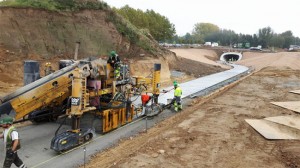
left=141, top=94, right=151, bottom=105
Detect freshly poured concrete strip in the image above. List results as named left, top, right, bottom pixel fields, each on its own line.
left=265, top=116, right=300, bottom=130
left=271, top=101, right=300, bottom=113
left=245, top=119, right=300, bottom=139
left=290, top=90, right=300, bottom=95
left=157, top=64, right=249, bottom=105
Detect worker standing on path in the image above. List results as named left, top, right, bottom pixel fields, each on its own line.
left=173, top=81, right=183, bottom=112
left=0, top=116, right=27, bottom=168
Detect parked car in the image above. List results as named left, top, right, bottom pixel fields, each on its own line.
left=250, top=45, right=262, bottom=51
left=249, top=47, right=262, bottom=51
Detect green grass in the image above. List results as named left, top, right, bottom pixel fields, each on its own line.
left=0, top=0, right=109, bottom=11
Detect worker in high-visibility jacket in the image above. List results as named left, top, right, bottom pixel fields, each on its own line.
left=173, top=81, right=183, bottom=111
left=107, top=51, right=121, bottom=79
left=114, top=64, right=121, bottom=79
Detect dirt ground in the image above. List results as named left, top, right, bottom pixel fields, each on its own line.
left=171, top=48, right=231, bottom=69
left=0, top=48, right=224, bottom=97
left=0, top=46, right=76, bottom=97
left=169, top=57, right=224, bottom=78
left=2, top=46, right=300, bottom=167
left=238, top=51, right=300, bottom=71
left=84, top=51, right=300, bottom=168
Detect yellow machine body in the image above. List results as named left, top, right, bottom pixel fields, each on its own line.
left=10, top=71, right=72, bottom=120
left=0, top=59, right=161, bottom=142
left=102, top=106, right=134, bottom=132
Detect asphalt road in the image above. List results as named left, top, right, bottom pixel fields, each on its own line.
left=0, top=108, right=176, bottom=168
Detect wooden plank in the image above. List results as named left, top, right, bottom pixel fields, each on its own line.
left=271, top=101, right=300, bottom=113
left=245, top=119, right=300, bottom=140
left=265, top=116, right=300, bottom=130
left=290, top=90, right=300, bottom=95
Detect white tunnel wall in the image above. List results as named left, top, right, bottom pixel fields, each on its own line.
left=220, top=52, right=243, bottom=62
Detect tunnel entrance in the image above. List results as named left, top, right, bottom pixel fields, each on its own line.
left=220, top=52, right=242, bottom=62
left=223, top=54, right=240, bottom=61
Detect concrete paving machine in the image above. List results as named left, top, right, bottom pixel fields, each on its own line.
left=0, top=58, right=163, bottom=152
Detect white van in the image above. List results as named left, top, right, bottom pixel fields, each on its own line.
left=204, top=42, right=212, bottom=46
left=212, top=42, right=219, bottom=47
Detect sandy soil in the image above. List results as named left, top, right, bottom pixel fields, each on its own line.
left=171, top=48, right=231, bottom=69
left=84, top=51, right=300, bottom=168
left=238, top=52, right=300, bottom=71
left=169, top=57, right=224, bottom=77
left=0, top=46, right=74, bottom=97
left=0, top=48, right=225, bottom=97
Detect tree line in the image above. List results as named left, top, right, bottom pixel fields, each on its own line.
left=174, top=23, right=300, bottom=48
left=2, top=1, right=299, bottom=49
left=114, top=5, right=176, bottom=42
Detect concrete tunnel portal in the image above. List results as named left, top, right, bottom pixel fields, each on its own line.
left=220, top=52, right=243, bottom=62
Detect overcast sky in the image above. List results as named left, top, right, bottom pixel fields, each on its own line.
left=104, top=0, right=300, bottom=37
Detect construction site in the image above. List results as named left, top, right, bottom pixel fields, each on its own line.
left=0, top=4, right=300, bottom=168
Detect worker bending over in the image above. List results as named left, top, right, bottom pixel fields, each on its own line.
left=173, top=81, right=183, bottom=111
left=141, top=92, right=151, bottom=116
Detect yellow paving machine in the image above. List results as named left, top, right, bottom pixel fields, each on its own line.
left=0, top=58, right=163, bottom=152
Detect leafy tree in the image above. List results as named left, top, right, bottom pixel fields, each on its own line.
left=270, top=34, right=285, bottom=48
left=281, top=31, right=293, bottom=48
left=258, top=27, right=273, bottom=48
left=183, top=33, right=193, bottom=44
left=192, top=23, right=219, bottom=42
left=116, top=6, right=176, bottom=42
left=252, top=34, right=259, bottom=47
left=295, top=37, right=300, bottom=46
left=204, top=29, right=239, bottom=46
